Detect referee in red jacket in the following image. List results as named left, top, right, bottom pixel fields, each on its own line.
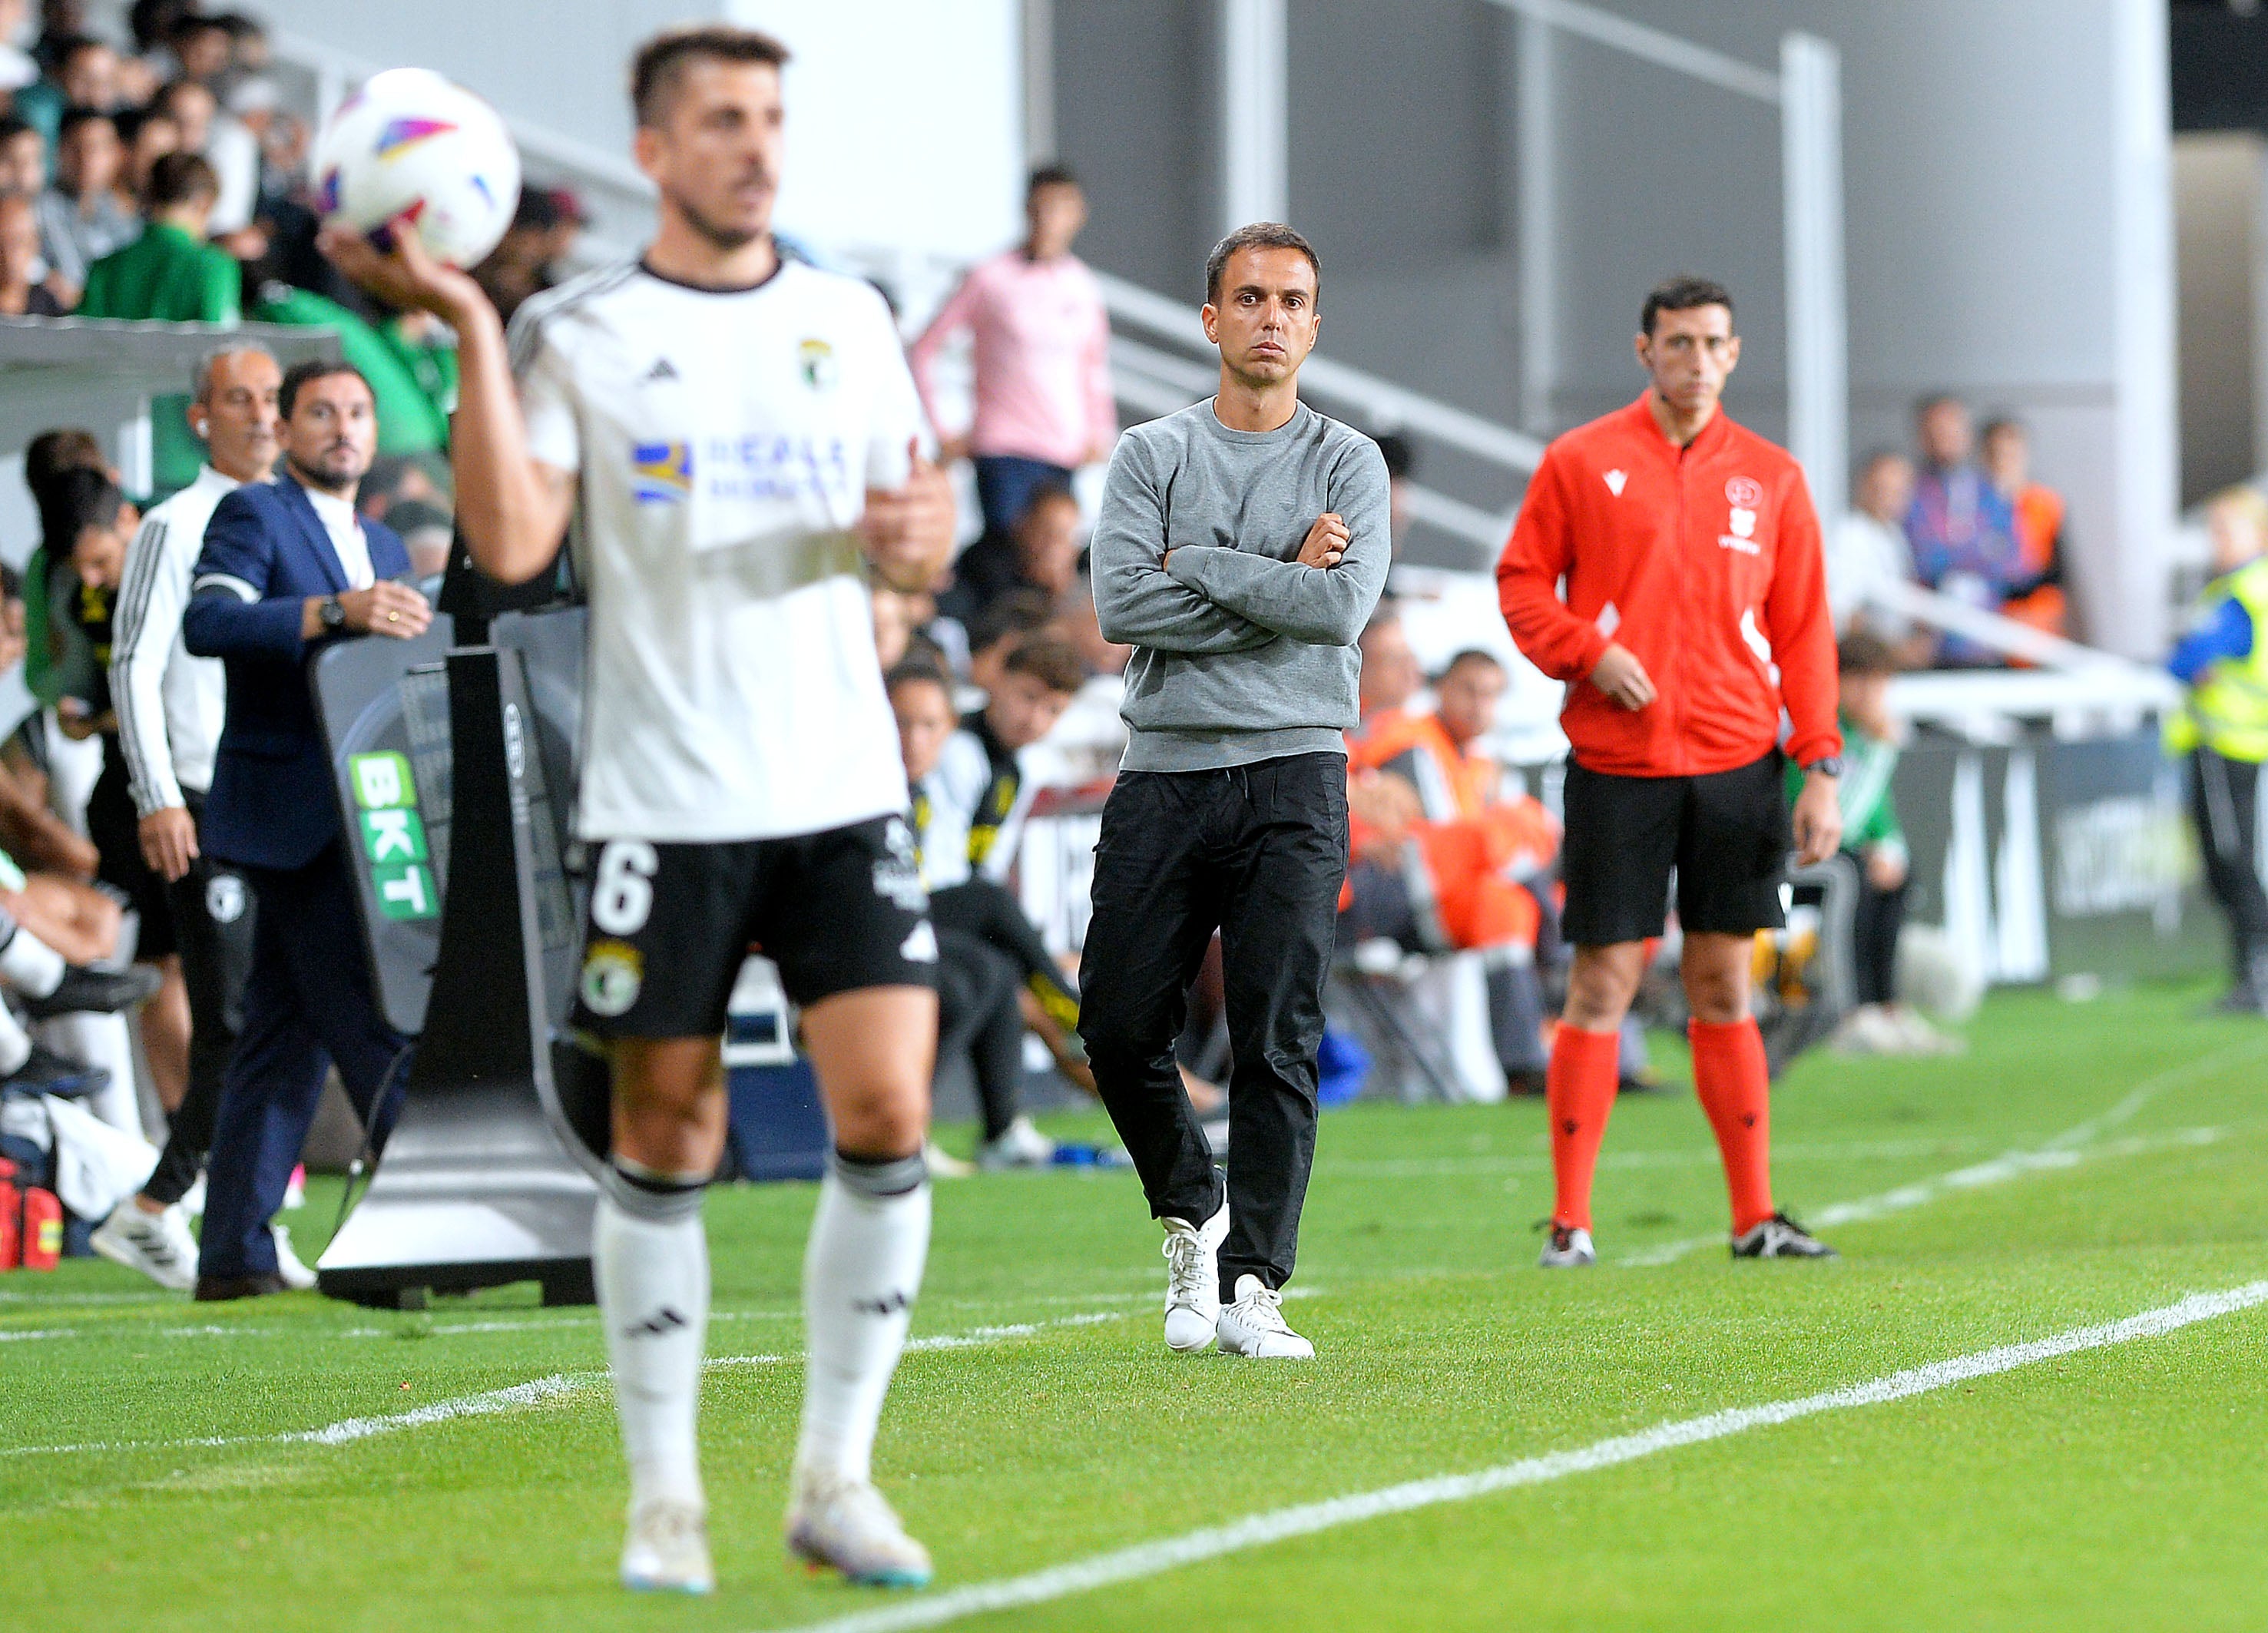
left=1498, top=275, right=1843, bottom=1266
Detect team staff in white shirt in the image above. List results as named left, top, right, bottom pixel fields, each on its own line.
left=326, top=25, right=958, bottom=1596
left=86, top=345, right=283, bottom=1291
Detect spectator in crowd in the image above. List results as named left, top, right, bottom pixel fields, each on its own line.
left=36, top=105, right=135, bottom=298
left=471, top=187, right=580, bottom=325
left=15, top=425, right=108, bottom=708
left=1374, top=430, right=1415, bottom=554
left=42, top=465, right=195, bottom=1114
left=963, top=585, right=1053, bottom=695
left=0, top=111, right=44, bottom=192
left=12, top=33, right=122, bottom=149
left=1980, top=416, right=2069, bottom=644
left=0, top=0, right=36, bottom=98
left=29, top=0, right=85, bottom=77
left=250, top=277, right=457, bottom=457
left=116, top=103, right=178, bottom=205
left=941, top=481, right=1081, bottom=621
left=164, top=12, right=230, bottom=84
left=2166, top=485, right=2268, bottom=1018
left=1905, top=393, right=2022, bottom=666
left=1353, top=605, right=1423, bottom=728
left=909, top=164, right=1116, bottom=538
left=151, top=75, right=253, bottom=236
left=126, top=0, right=190, bottom=79
left=0, top=189, right=65, bottom=313
left=180, top=359, right=428, bottom=1300
left=77, top=151, right=238, bottom=495
left=1803, top=633, right=1952, bottom=1055
left=1824, top=449, right=1925, bottom=653
left=91, top=344, right=283, bottom=1290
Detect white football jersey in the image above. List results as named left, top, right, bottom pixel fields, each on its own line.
left=511, top=257, right=924, bottom=842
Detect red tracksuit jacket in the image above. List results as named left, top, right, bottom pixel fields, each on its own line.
left=1496, top=395, right=1841, bottom=778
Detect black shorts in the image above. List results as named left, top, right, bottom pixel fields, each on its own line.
left=88, top=752, right=175, bottom=961
left=571, top=813, right=938, bottom=1040
left=1560, top=750, right=1791, bottom=946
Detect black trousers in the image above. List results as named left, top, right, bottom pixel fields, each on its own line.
left=1078, top=754, right=1348, bottom=1292
left=935, top=926, right=1027, bottom=1141
left=1850, top=857, right=1908, bottom=1009
left=142, top=790, right=259, bottom=1205
left=930, top=876, right=1080, bottom=1031
left=2188, top=748, right=2268, bottom=974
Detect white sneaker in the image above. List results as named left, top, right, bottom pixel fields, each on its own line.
left=621, top=1496, right=714, bottom=1594
left=272, top=1224, right=316, bottom=1291
left=977, top=1114, right=1056, bottom=1171
left=1830, top=1004, right=1905, bottom=1055
left=785, top=1466, right=932, bottom=1588
left=922, top=1141, right=975, bottom=1180
left=90, top=1200, right=198, bottom=1291
left=1538, top=1224, right=1596, bottom=1268
left=1160, top=1201, right=1229, bottom=1353
left=1216, top=1274, right=1315, bottom=1360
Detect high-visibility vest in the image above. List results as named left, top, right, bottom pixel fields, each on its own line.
left=2168, top=556, right=2268, bottom=763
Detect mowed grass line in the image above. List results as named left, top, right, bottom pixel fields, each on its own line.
left=2, top=983, right=2263, bottom=1631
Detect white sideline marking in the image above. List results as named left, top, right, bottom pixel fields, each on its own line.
left=770, top=1281, right=2268, bottom=1633
left=0, top=1309, right=1133, bottom=1457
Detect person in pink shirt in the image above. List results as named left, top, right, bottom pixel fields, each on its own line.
left=909, top=165, right=1117, bottom=541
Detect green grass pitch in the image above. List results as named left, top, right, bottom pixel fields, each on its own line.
left=6, top=981, right=2266, bottom=1631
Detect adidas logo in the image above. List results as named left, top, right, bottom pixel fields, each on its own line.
left=640, top=357, right=679, bottom=383
left=623, top=1306, right=689, bottom=1338
left=1603, top=469, right=1627, bottom=496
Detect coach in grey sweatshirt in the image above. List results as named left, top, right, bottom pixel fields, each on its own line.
left=1078, top=222, right=1389, bottom=1363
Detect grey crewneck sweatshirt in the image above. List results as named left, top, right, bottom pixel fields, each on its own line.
left=1091, top=399, right=1392, bottom=772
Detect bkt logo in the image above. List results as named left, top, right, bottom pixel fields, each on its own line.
left=632, top=440, right=693, bottom=505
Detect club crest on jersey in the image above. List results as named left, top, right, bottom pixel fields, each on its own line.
left=798, top=337, right=838, bottom=392
left=580, top=939, right=644, bottom=1017
left=631, top=440, right=692, bottom=504
left=1725, top=475, right=1763, bottom=508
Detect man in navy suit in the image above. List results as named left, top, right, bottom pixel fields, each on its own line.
left=182, top=359, right=435, bottom=1299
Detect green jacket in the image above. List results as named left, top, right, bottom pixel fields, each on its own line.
left=250, top=285, right=455, bottom=456
left=77, top=222, right=243, bottom=495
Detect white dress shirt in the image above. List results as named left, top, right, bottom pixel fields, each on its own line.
left=305, top=485, right=376, bottom=590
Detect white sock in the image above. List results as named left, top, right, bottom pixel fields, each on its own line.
left=796, top=1154, right=931, bottom=1486
left=0, top=1002, right=28, bottom=1075
left=0, top=928, right=64, bottom=999
left=594, top=1174, right=710, bottom=1512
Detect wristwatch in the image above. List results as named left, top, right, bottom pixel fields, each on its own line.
left=319, top=595, right=346, bottom=632
left=1803, top=754, right=1844, bottom=778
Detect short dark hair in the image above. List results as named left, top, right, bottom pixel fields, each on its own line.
left=57, top=105, right=118, bottom=143
left=631, top=25, right=790, bottom=128
left=1206, top=222, right=1320, bottom=306
left=884, top=658, right=954, bottom=701
left=144, top=150, right=217, bottom=210
left=24, top=426, right=107, bottom=500
left=1016, top=482, right=1079, bottom=525
left=0, top=115, right=35, bottom=148
left=1002, top=634, right=1088, bottom=696
left=1027, top=163, right=1080, bottom=197
left=54, top=33, right=111, bottom=68
left=1978, top=416, right=2025, bottom=446
left=1372, top=431, right=1415, bottom=482
left=1913, top=391, right=1964, bottom=422
left=38, top=465, right=123, bottom=553
left=279, top=358, right=372, bottom=421
left=169, top=13, right=229, bottom=45
left=1641, top=275, right=1733, bottom=336
left=1837, top=631, right=1899, bottom=676
left=1440, top=648, right=1504, bottom=681
left=965, top=586, right=1055, bottom=655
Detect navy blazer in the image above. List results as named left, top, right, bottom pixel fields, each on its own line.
left=182, top=474, right=409, bottom=871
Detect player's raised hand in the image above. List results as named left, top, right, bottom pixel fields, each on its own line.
left=862, top=439, right=958, bottom=593
left=1297, top=512, right=1350, bottom=569
left=319, top=212, right=486, bottom=325
left=1588, top=643, right=1657, bottom=711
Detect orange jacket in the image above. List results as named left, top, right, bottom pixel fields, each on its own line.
left=1496, top=396, right=1840, bottom=777
left=1349, top=711, right=1496, bottom=821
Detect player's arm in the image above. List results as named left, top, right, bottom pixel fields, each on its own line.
left=319, top=219, right=574, bottom=586
left=1162, top=442, right=1392, bottom=648
left=1089, top=439, right=1275, bottom=654
left=1766, top=471, right=1844, bottom=863
left=110, top=511, right=197, bottom=879
left=1496, top=455, right=1654, bottom=709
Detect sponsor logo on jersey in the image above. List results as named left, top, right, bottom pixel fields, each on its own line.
left=631, top=440, right=693, bottom=504
left=1603, top=468, right=1627, bottom=496
left=580, top=939, right=644, bottom=1017
left=1725, top=475, right=1764, bottom=508
left=375, top=117, right=457, bottom=161
left=798, top=337, right=838, bottom=391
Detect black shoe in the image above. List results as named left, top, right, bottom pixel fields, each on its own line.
left=0, top=1042, right=112, bottom=1100
left=1730, top=1211, right=1838, bottom=1259
left=194, top=1273, right=289, bottom=1301
left=18, top=962, right=163, bottom=1019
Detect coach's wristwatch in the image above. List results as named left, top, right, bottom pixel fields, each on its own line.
left=1802, top=755, right=1843, bottom=778
left=319, top=595, right=346, bottom=632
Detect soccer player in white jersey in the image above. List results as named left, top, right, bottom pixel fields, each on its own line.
left=323, top=26, right=956, bottom=1595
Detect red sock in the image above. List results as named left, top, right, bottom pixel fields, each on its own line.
left=1545, top=1024, right=1620, bottom=1231
left=1688, top=1017, right=1774, bottom=1234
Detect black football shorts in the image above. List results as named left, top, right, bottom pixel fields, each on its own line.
left=571, top=813, right=939, bottom=1039
left=1559, top=750, right=1792, bottom=946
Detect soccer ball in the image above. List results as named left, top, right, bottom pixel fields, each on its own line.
left=313, top=68, right=521, bottom=268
